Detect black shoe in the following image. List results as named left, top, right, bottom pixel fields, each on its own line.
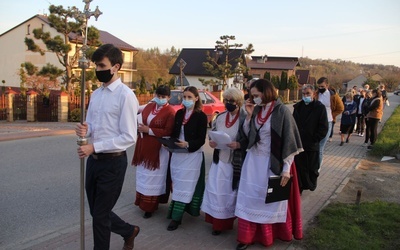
left=340, top=141, right=344, bottom=146
left=346, top=138, right=349, bottom=143
left=212, top=230, right=221, bottom=235
left=167, top=220, right=181, bottom=231
left=367, top=145, right=373, bottom=150
left=143, top=212, right=152, bottom=219
left=236, top=243, right=249, bottom=250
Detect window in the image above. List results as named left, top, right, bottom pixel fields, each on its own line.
left=27, top=24, right=30, bottom=35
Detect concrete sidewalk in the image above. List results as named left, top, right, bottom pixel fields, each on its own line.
left=0, top=121, right=75, bottom=142
left=2, top=96, right=398, bottom=250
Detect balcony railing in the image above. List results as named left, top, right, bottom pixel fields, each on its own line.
left=69, top=57, right=137, bottom=71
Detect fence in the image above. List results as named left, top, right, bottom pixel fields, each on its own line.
left=12, top=94, right=27, bottom=120
left=0, top=94, right=6, bottom=120
left=36, top=94, right=58, bottom=122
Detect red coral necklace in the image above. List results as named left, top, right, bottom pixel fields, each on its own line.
left=257, top=101, right=274, bottom=125
left=225, top=111, right=240, bottom=128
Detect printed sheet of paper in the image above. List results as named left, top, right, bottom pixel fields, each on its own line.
left=208, top=130, right=232, bottom=150
left=137, top=114, right=143, bottom=138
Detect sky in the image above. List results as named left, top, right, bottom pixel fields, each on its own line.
left=1, top=0, right=400, bottom=67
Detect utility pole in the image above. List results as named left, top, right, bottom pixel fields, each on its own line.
left=177, top=58, right=186, bottom=89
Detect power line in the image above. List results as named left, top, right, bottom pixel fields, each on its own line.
left=342, top=50, right=400, bottom=60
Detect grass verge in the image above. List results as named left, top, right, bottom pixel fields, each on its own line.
left=302, top=201, right=400, bottom=250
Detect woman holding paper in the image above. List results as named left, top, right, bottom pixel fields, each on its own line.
left=166, top=86, right=208, bottom=231
left=132, top=85, right=175, bottom=219
left=201, top=87, right=247, bottom=236
left=234, top=79, right=303, bottom=250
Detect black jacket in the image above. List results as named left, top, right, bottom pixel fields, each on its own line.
left=171, top=108, right=207, bottom=152
left=293, top=100, right=328, bottom=151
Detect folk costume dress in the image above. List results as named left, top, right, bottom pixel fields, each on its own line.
left=201, top=109, right=247, bottom=232
left=235, top=100, right=304, bottom=247
left=167, top=108, right=208, bottom=223
left=132, top=102, right=175, bottom=213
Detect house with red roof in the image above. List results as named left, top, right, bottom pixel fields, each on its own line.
left=246, top=55, right=300, bottom=79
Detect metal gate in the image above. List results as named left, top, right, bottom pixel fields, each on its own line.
left=37, top=94, right=58, bottom=122
left=0, top=94, right=6, bottom=120
left=13, top=94, right=27, bottom=120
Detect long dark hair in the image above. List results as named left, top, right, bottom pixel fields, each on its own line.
left=249, top=79, right=278, bottom=104
left=184, top=86, right=203, bottom=112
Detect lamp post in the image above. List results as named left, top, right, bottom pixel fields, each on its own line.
left=77, top=1, right=102, bottom=249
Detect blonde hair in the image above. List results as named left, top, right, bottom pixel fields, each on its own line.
left=345, top=92, right=353, bottom=99
left=223, top=87, right=244, bottom=107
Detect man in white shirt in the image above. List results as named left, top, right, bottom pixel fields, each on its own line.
left=76, top=44, right=140, bottom=250
left=315, top=77, right=344, bottom=166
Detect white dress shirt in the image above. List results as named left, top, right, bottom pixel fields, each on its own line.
left=86, top=78, right=139, bottom=153
left=318, top=90, right=333, bottom=122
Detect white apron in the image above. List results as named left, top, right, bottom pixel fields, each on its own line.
left=135, top=110, right=169, bottom=196
left=135, top=146, right=169, bottom=196
left=201, top=112, right=239, bottom=219
left=170, top=126, right=203, bottom=203
left=234, top=116, right=288, bottom=224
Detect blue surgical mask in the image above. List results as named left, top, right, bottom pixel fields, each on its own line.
left=154, top=97, right=167, bottom=106
left=182, top=99, right=194, bottom=109
left=302, top=96, right=312, bottom=104
left=253, top=97, right=262, bottom=105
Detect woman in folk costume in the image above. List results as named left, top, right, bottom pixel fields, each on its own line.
left=167, top=86, right=208, bottom=231
left=201, top=88, right=247, bottom=236
left=234, top=79, right=304, bottom=250
left=132, top=85, right=175, bottom=219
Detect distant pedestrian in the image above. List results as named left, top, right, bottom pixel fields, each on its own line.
left=293, top=84, right=328, bottom=193
left=339, top=92, right=357, bottom=146
left=379, top=84, right=388, bottom=109
left=75, top=44, right=140, bottom=250
left=355, top=89, right=367, bottom=137
left=315, top=77, right=344, bottom=166
left=364, top=89, right=383, bottom=149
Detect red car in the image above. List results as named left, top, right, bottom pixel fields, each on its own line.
left=168, top=89, right=226, bottom=127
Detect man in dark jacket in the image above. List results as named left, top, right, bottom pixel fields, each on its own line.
left=293, top=84, right=328, bottom=193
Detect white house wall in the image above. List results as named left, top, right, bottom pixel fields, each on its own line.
left=183, top=76, right=238, bottom=91
left=0, top=17, right=64, bottom=88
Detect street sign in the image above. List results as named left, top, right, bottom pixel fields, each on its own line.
left=177, top=58, right=187, bottom=69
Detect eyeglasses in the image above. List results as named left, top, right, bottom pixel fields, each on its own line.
left=224, top=99, right=236, bottom=104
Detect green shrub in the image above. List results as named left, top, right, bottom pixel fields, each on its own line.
left=70, top=108, right=81, bottom=122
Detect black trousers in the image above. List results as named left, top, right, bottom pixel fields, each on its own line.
left=294, top=150, right=320, bottom=192
left=365, top=118, right=379, bottom=145
left=86, top=154, right=134, bottom=250
left=356, top=114, right=365, bottom=133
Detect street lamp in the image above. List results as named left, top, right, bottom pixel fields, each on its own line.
left=234, top=62, right=243, bottom=89
left=76, top=1, right=102, bottom=249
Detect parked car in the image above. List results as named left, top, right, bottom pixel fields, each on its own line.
left=394, top=89, right=400, bottom=95
left=169, top=89, right=225, bottom=127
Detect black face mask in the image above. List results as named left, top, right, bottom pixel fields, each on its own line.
left=318, top=88, right=326, bottom=94
left=96, top=69, right=114, bottom=83
left=225, top=103, right=237, bottom=112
